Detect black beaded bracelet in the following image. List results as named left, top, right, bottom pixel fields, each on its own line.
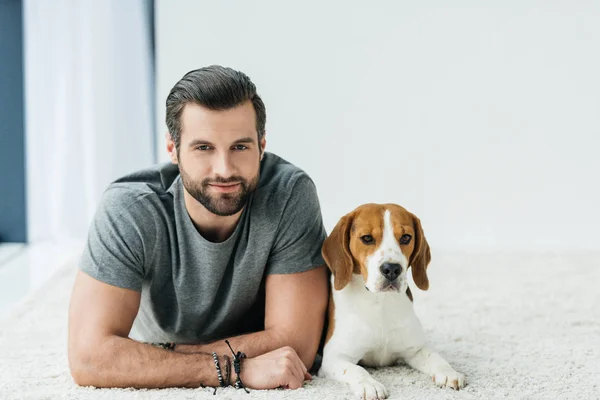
left=225, top=340, right=250, bottom=393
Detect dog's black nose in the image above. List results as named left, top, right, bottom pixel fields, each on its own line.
left=380, top=262, right=402, bottom=281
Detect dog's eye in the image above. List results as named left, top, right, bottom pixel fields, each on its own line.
left=399, top=234, right=412, bottom=245
left=360, top=235, right=375, bottom=245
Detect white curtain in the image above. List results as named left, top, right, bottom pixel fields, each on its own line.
left=24, top=0, right=155, bottom=244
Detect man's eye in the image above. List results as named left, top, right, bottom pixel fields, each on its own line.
left=233, top=145, right=248, bottom=151
left=197, top=145, right=211, bottom=151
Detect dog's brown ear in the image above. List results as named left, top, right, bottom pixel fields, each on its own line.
left=322, top=212, right=355, bottom=291
left=410, top=214, right=431, bottom=291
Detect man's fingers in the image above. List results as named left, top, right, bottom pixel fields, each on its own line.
left=284, top=347, right=307, bottom=378
left=288, top=350, right=310, bottom=384
left=299, top=358, right=308, bottom=375
left=287, top=357, right=305, bottom=385
left=278, top=348, right=303, bottom=382
left=295, top=355, right=309, bottom=380
left=295, top=359, right=309, bottom=382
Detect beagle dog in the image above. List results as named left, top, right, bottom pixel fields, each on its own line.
left=318, top=203, right=465, bottom=399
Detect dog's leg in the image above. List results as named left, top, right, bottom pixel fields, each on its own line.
left=403, top=346, right=466, bottom=390
left=319, top=356, right=388, bottom=400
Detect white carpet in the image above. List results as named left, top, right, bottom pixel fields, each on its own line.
left=1, top=251, right=599, bottom=399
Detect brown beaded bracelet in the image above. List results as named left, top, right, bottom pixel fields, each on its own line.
left=223, top=355, right=231, bottom=386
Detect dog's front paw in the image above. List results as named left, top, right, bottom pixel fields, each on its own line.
left=432, top=368, right=466, bottom=390
left=351, top=377, right=388, bottom=400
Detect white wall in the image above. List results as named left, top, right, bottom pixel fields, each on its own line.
left=155, top=0, right=600, bottom=252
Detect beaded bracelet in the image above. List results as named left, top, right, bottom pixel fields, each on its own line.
left=211, top=352, right=225, bottom=391
left=223, top=355, right=231, bottom=386
left=225, top=340, right=250, bottom=393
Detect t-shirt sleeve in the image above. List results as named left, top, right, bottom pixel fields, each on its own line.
left=266, top=176, right=327, bottom=275
left=79, top=187, right=150, bottom=291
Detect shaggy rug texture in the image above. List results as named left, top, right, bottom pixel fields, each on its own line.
left=0, top=251, right=598, bottom=399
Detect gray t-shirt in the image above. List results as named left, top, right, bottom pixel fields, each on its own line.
left=79, top=152, right=327, bottom=344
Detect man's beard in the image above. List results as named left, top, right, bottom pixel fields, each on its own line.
left=179, top=168, right=259, bottom=217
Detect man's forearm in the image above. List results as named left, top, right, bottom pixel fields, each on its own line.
left=70, top=335, right=226, bottom=389
left=175, top=327, right=318, bottom=368
left=175, top=328, right=282, bottom=359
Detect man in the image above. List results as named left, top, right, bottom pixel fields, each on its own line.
left=68, top=65, right=329, bottom=391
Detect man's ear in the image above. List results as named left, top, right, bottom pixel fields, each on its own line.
left=260, top=135, right=266, bottom=160
left=322, top=212, right=355, bottom=291
left=166, top=133, right=178, bottom=164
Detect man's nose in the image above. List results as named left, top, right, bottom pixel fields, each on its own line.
left=379, top=262, right=402, bottom=281
left=213, top=153, right=234, bottom=178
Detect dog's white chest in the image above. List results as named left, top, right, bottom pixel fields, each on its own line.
left=328, top=275, right=427, bottom=367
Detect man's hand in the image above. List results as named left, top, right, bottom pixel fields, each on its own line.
left=241, top=346, right=312, bottom=390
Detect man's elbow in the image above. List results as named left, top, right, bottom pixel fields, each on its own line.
left=68, top=340, right=110, bottom=387
left=69, top=348, right=95, bottom=387
left=70, top=366, right=95, bottom=387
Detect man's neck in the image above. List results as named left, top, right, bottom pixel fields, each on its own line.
left=182, top=190, right=243, bottom=243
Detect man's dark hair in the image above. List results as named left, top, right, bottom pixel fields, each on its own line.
left=165, top=65, right=266, bottom=149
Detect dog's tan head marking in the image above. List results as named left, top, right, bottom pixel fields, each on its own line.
left=322, top=203, right=431, bottom=293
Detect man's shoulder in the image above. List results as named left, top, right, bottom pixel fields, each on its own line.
left=111, top=162, right=180, bottom=193
left=253, top=152, right=320, bottom=217
left=258, top=152, right=315, bottom=194
left=99, top=162, right=179, bottom=216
